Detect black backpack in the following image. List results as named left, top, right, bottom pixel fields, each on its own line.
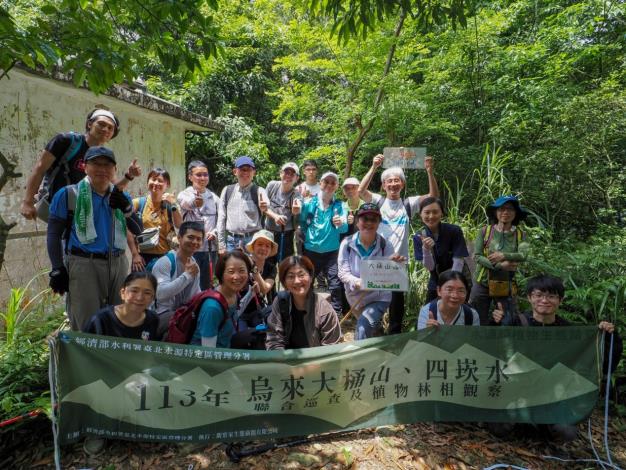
left=35, top=132, right=85, bottom=222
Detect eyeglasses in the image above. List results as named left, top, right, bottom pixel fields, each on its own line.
left=441, top=287, right=467, bottom=296
left=285, top=272, right=310, bottom=282
left=530, top=292, right=560, bottom=301
left=192, top=172, right=209, bottom=178
left=496, top=206, right=516, bottom=213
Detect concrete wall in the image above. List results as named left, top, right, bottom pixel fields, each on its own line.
left=0, top=69, right=202, bottom=303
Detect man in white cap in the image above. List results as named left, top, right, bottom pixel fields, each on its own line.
left=359, top=153, right=439, bottom=334
left=262, top=162, right=303, bottom=264
left=20, top=108, right=140, bottom=221
left=299, top=171, right=348, bottom=314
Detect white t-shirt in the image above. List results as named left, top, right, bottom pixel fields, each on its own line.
left=371, top=193, right=421, bottom=258
left=298, top=182, right=321, bottom=201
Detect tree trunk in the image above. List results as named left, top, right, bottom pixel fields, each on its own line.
left=344, top=8, right=407, bottom=178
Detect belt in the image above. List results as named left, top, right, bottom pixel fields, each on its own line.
left=69, top=248, right=124, bottom=260
left=227, top=231, right=256, bottom=237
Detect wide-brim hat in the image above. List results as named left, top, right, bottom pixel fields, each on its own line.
left=246, top=229, right=278, bottom=257
left=486, top=195, right=528, bottom=225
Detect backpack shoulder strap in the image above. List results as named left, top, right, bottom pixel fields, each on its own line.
left=483, top=224, right=495, bottom=253
left=250, top=184, right=263, bottom=219
left=62, top=132, right=85, bottom=163
left=138, top=196, right=147, bottom=218
left=375, top=196, right=385, bottom=209
left=277, top=291, right=291, bottom=324
left=64, top=185, right=78, bottom=245
left=518, top=313, right=529, bottom=326
left=166, top=251, right=177, bottom=279
left=462, top=305, right=473, bottom=326
left=224, top=184, right=235, bottom=208
left=402, top=198, right=412, bottom=220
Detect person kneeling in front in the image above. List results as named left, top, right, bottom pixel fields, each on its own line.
left=265, top=256, right=341, bottom=350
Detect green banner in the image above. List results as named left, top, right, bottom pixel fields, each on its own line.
left=51, top=327, right=602, bottom=445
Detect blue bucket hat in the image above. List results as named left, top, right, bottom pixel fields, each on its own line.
left=486, top=195, right=528, bottom=225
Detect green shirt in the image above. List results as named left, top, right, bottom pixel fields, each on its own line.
left=473, top=225, right=529, bottom=284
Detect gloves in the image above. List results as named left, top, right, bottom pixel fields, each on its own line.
left=49, top=267, right=69, bottom=295
left=109, top=186, right=132, bottom=214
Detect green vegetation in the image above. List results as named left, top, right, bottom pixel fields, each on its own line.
left=1, top=0, right=624, bottom=423
left=0, top=277, right=65, bottom=424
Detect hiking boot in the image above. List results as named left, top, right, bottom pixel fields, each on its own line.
left=83, top=437, right=106, bottom=456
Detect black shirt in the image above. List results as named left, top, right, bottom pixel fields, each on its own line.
left=83, top=306, right=159, bottom=341
left=288, top=307, right=310, bottom=349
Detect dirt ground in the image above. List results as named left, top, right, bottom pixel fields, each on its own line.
left=2, top=407, right=625, bottom=469
left=3, top=317, right=625, bottom=469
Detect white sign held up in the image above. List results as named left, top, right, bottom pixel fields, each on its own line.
left=360, top=257, right=409, bottom=292
left=383, top=147, right=427, bottom=169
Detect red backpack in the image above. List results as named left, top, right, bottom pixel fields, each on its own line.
left=167, top=289, right=229, bottom=344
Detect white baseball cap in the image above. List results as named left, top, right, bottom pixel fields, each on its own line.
left=281, top=162, right=299, bottom=175
left=321, top=172, right=339, bottom=182
left=342, top=177, right=360, bottom=187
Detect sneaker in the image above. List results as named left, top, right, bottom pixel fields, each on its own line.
left=83, top=437, right=106, bottom=456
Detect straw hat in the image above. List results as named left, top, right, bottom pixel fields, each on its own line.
left=245, top=230, right=278, bottom=257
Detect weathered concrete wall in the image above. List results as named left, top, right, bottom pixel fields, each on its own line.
left=0, top=69, right=202, bottom=303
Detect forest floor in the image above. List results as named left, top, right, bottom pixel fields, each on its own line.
left=3, top=409, right=625, bottom=470
left=3, top=317, right=626, bottom=469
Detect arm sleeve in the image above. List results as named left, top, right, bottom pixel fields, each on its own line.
left=503, top=231, right=529, bottom=262
left=153, top=256, right=194, bottom=301
left=422, top=249, right=436, bottom=271
left=451, top=257, right=464, bottom=272
left=216, top=187, right=227, bottom=251
left=47, top=188, right=69, bottom=269
left=416, top=304, right=430, bottom=330
left=265, top=297, right=287, bottom=351
left=407, top=196, right=422, bottom=220
left=197, top=299, right=225, bottom=339
left=337, top=240, right=359, bottom=289
left=317, top=300, right=341, bottom=346
left=474, top=227, right=496, bottom=270
left=177, top=188, right=195, bottom=211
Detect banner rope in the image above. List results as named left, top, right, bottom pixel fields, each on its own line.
left=484, top=333, right=621, bottom=470
left=47, top=334, right=61, bottom=470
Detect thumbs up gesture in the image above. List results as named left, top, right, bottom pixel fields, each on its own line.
left=426, top=310, right=439, bottom=328
left=347, top=211, right=354, bottom=225
left=259, top=192, right=269, bottom=213
left=492, top=302, right=505, bottom=324
left=292, top=198, right=301, bottom=215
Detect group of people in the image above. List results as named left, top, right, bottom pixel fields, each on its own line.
left=20, top=108, right=622, bottom=449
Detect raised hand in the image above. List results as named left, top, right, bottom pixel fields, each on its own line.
left=426, top=310, right=439, bottom=328
left=492, top=302, right=505, bottom=324
left=372, top=154, right=384, bottom=168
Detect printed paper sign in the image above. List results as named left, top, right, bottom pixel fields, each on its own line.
left=360, top=257, right=409, bottom=291
left=383, top=147, right=427, bottom=169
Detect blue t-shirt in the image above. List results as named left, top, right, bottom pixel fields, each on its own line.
left=49, top=186, right=130, bottom=254
left=300, top=195, right=348, bottom=253
left=413, top=223, right=469, bottom=290
left=191, top=298, right=235, bottom=348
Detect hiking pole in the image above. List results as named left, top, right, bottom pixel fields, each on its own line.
left=225, top=430, right=355, bottom=463
left=107, top=201, right=115, bottom=306
left=339, top=291, right=367, bottom=326
left=208, top=239, right=214, bottom=288
left=502, top=273, right=514, bottom=326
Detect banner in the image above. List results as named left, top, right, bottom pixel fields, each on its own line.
left=51, top=327, right=602, bottom=445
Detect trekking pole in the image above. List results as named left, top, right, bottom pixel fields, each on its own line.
left=208, top=239, right=214, bottom=288
left=502, top=273, right=514, bottom=326
left=225, top=430, right=355, bottom=463
left=339, top=291, right=367, bottom=326
left=107, top=203, right=114, bottom=306
left=279, top=225, right=285, bottom=263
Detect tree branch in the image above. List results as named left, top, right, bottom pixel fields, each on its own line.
left=0, top=149, right=22, bottom=272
